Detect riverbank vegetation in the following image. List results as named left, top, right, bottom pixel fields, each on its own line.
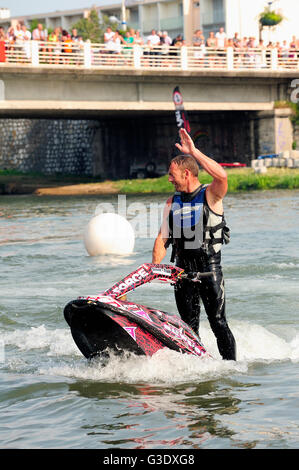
left=1, top=168, right=299, bottom=195
left=115, top=168, right=299, bottom=193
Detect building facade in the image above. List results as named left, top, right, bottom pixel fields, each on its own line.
left=1, top=0, right=298, bottom=45
left=201, top=0, right=299, bottom=43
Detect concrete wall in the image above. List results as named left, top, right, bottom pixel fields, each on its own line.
left=254, top=108, right=294, bottom=155
left=0, top=67, right=293, bottom=117
left=0, top=119, right=94, bottom=175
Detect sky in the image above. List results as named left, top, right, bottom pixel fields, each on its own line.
left=5, top=1, right=118, bottom=17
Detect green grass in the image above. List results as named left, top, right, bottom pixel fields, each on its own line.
left=115, top=168, right=299, bottom=194
left=1, top=167, right=299, bottom=194
left=226, top=168, right=299, bottom=191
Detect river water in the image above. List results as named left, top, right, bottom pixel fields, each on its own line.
left=0, top=191, right=298, bottom=450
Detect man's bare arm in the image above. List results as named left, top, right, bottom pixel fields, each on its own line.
left=152, top=197, right=172, bottom=264
left=175, top=128, right=227, bottom=209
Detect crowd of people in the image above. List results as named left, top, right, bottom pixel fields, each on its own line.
left=0, top=21, right=298, bottom=67
left=0, top=23, right=85, bottom=63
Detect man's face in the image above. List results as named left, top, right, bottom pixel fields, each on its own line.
left=168, top=162, right=187, bottom=192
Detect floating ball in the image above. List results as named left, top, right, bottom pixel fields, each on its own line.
left=84, top=212, right=135, bottom=256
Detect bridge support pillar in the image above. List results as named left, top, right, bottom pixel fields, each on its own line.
left=256, top=108, right=293, bottom=156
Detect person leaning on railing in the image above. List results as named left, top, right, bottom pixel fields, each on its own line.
left=0, top=27, right=6, bottom=62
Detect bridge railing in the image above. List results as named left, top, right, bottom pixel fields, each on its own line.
left=2, top=40, right=299, bottom=71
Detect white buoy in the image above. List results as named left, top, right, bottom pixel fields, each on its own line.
left=84, top=212, right=135, bottom=256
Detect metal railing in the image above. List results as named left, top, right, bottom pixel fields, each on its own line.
left=2, top=40, right=299, bottom=71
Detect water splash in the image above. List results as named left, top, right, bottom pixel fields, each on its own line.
left=2, top=320, right=299, bottom=384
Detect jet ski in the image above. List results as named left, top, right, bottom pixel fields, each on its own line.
left=64, top=263, right=212, bottom=361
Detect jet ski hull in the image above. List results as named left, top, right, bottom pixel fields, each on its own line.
left=63, top=263, right=209, bottom=361
left=64, top=297, right=207, bottom=360
left=64, top=299, right=168, bottom=359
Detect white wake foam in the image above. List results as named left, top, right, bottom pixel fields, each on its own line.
left=2, top=320, right=299, bottom=384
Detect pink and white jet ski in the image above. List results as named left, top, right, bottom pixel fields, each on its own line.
left=64, top=263, right=211, bottom=361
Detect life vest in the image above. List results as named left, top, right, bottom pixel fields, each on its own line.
left=168, top=184, right=230, bottom=260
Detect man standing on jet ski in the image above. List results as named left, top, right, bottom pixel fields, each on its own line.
left=152, top=128, right=236, bottom=361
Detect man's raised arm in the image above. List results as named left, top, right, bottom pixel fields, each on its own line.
left=175, top=128, right=227, bottom=208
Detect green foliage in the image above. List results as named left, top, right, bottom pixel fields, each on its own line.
left=71, top=9, right=102, bottom=42
left=226, top=168, right=299, bottom=191
left=71, top=10, right=123, bottom=43
left=2, top=168, right=299, bottom=194
left=29, top=19, right=45, bottom=33
left=291, top=103, right=299, bottom=126
left=115, top=169, right=299, bottom=194
left=259, top=7, right=283, bottom=27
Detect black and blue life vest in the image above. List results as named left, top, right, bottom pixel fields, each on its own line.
left=168, top=184, right=230, bottom=259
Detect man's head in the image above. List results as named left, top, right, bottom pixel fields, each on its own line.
left=168, top=155, right=199, bottom=192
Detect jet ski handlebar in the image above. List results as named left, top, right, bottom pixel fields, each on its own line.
left=180, top=271, right=214, bottom=281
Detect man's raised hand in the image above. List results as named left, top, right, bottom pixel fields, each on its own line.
left=175, top=128, right=196, bottom=155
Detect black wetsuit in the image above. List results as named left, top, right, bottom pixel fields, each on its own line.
left=169, top=187, right=236, bottom=361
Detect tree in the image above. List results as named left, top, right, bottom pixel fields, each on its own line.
left=72, top=9, right=102, bottom=43
left=72, top=10, right=123, bottom=43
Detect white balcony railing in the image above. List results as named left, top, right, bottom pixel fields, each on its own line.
left=1, top=40, right=299, bottom=71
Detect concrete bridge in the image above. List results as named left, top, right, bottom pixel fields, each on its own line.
left=0, top=64, right=297, bottom=117
left=0, top=54, right=298, bottom=179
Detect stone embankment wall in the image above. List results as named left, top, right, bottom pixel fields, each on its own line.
left=1, top=113, right=295, bottom=179
left=0, top=112, right=254, bottom=180
left=0, top=119, right=95, bottom=175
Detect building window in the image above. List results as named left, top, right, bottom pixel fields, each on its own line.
left=213, top=0, right=224, bottom=24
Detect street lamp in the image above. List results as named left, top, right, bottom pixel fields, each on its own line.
left=121, top=0, right=127, bottom=31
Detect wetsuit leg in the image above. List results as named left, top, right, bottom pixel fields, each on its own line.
left=174, top=277, right=201, bottom=334
left=175, top=253, right=236, bottom=361
left=199, top=264, right=236, bottom=361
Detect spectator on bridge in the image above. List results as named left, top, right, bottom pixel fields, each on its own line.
left=21, top=24, right=31, bottom=61
left=147, top=29, right=160, bottom=48
left=232, top=32, right=241, bottom=48
left=134, top=30, right=144, bottom=46
left=102, top=30, right=123, bottom=65
left=289, top=36, right=297, bottom=63
left=6, top=26, right=16, bottom=56
left=206, top=31, right=217, bottom=66
left=32, top=23, right=47, bottom=41
left=48, top=28, right=62, bottom=64
left=215, top=27, right=227, bottom=66
left=280, top=40, right=290, bottom=64
left=32, top=23, right=47, bottom=56
left=122, top=30, right=135, bottom=65
left=61, top=30, right=72, bottom=64
left=241, top=36, right=248, bottom=48
left=161, top=31, right=172, bottom=46
left=216, top=27, right=227, bottom=48
left=14, top=23, right=24, bottom=44
left=104, top=26, right=117, bottom=54
left=192, top=29, right=205, bottom=46
left=193, top=29, right=206, bottom=66
left=146, top=29, right=161, bottom=65
left=254, top=39, right=267, bottom=68
left=123, top=30, right=135, bottom=48
left=13, top=22, right=26, bottom=61
left=171, top=33, right=183, bottom=47
left=71, top=28, right=79, bottom=41
left=71, top=28, right=81, bottom=64
left=206, top=31, right=217, bottom=48
left=0, top=27, right=6, bottom=62
left=159, top=31, right=172, bottom=65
